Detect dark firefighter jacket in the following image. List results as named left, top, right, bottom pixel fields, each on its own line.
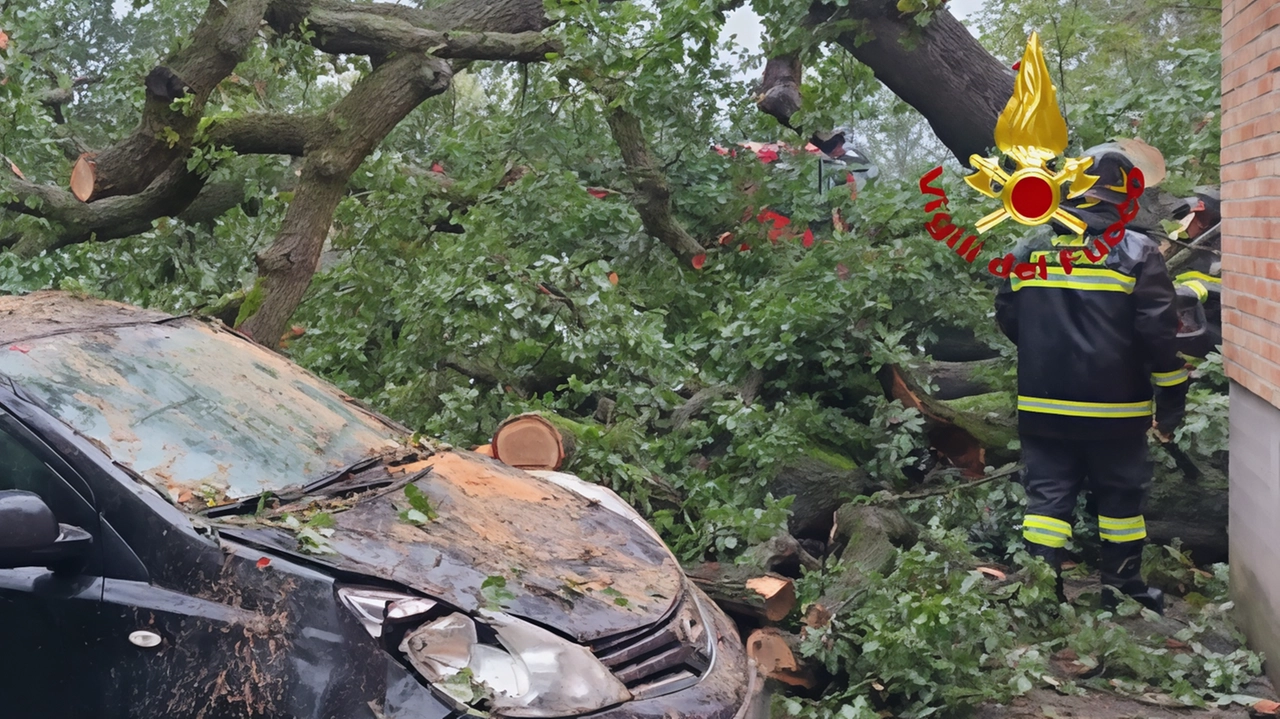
left=994, top=230, right=1189, bottom=440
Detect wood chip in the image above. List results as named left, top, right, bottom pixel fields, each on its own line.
left=977, top=566, right=1007, bottom=581
left=1254, top=699, right=1280, bottom=715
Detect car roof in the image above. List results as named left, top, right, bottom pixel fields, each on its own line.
left=0, top=291, right=173, bottom=345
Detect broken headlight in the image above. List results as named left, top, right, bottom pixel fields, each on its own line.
left=398, top=610, right=631, bottom=717
left=337, top=587, right=436, bottom=638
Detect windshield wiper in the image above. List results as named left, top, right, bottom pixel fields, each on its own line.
left=201, top=455, right=390, bottom=519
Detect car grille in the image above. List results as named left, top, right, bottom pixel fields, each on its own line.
left=590, top=594, right=713, bottom=700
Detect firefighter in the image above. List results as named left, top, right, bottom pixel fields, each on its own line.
left=994, top=147, right=1189, bottom=614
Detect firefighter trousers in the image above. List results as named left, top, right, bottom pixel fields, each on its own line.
left=1019, top=434, right=1151, bottom=550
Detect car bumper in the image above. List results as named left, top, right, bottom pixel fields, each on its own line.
left=580, top=587, right=765, bottom=719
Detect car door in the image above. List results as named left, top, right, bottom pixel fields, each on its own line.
left=0, top=408, right=312, bottom=718
left=0, top=410, right=143, bottom=717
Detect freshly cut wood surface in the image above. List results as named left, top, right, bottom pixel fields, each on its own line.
left=491, top=413, right=565, bottom=470
left=746, top=628, right=816, bottom=688
left=70, top=153, right=97, bottom=202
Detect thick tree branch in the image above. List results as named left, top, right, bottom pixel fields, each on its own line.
left=237, top=52, right=453, bottom=345
left=3, top=160, right=206, bottom=255
left=303, top=7, right=558, bottom=60
left=822, top=0, right=1013, bottom=162
left=756, top=55, right=804, bottom=131
left=604, top=106, right=705, bottom=263
left=204, top=113, right=324, bottom=156
left=85, top=0, right=270, bottom=202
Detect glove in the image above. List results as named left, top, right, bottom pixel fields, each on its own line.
left=1153, top=381, right=1189, bottom=436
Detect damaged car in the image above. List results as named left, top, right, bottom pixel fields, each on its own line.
left=0, top=291, right=761, bottom=719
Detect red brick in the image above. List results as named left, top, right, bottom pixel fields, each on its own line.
left=1223, top=26, right=1280, bottom=77
left=1226, top=217, right=1280, bottom=239
left=1230, top=72, right=1280, bottom=108
left=1224, top=64, right=1280, bottom=117
left=1221, top=158, right=1280, bottom=182
left=1225, top=197, right=1280, bottom=219
left=1240, top=178, right=1280, bottom=199
left=1223, top=134, right=1280, bottom=165
left=1225, top=1, right=1278, bottom=51
left=1220, top=112, right=1277, bottom=148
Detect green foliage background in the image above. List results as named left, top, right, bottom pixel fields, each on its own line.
left=0, top=0, right=1244, bottom=714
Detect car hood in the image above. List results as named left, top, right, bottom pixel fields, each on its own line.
left=218, top=451, right=683, bottom=642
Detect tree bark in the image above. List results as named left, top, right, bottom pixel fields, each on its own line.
left=767, top=455, right=874, bottom=539
left=7, top=160, right=206, bottom=256
left=238, top=52, right=453, bottom=345
left=917, top=358, right=1004, bottom=400
left=757, top=55, right=803, bottom=130
left=604, top=106, right=706, bottom=263
left=803, top=0, right=1014, bottom=163
left=85, top=0, right=269, bottom=201
left=807, top=504, right=917, bottom=624
left=684, top=563, right=797, bottom=623
left=752, top=2, right=1012, bottom=160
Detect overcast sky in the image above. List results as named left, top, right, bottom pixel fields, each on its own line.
left=722, top=0, right=987, bottom=66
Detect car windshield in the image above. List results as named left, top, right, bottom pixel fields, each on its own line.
left=0, top=318, right=407, bottom=502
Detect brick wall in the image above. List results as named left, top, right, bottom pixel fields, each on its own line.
left=1222, top=0, right=1280, bottom=408
left=1224, top=0, right=1280, bottom=688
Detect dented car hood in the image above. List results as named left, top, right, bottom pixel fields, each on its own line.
left=220, top=451, right=684, bottom=642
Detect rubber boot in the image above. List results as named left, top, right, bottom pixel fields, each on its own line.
left=1027, top=543, right=1066, bottom=604
left=1100, top=541, right=1164, bottom=614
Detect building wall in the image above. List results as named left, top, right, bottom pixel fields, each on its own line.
left=1223, top=0, right=1280, bottom=686
left=1229, top=384, right=1280, bottom=684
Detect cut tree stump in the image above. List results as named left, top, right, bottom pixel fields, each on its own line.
left=490, top=413, right=574, bottom=470
left=70, top=153, right=97, bottom=202
left=746, top=628, right=816, bottom=689
left=684, top=563, right=796, bottom=623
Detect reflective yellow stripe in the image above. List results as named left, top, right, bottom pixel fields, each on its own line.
left=1023, top=514, right=1072, bottom=548
left=1012, top=267, right=1136, bottom=294
left=1017, top=396, right=1154, bottom=418
left=1024, top=515, right=1072, bottom=533
left=1033, top=249, right=1106, bottom=267
left=1175, top=271, right=1220, bottom=286
left=1098, top=515, right=1145, bottom=529
left=1151, top=368, right=1190, bottom=387
left=1098, top=515, right=1146, bottom=542
left=1179, top=280, right=1209, bottom=303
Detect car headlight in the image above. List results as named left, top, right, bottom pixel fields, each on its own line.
left=337, top=587, right=437, bottom=637
left=398, top=610, right=631, bottom=717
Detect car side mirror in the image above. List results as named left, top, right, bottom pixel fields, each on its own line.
left=0, top=490, right=92, bottom=572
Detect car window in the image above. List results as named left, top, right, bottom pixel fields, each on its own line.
left=0, top=423, right=96, bottom=534
left=0, top=427, right=58, bottom=497
left=0, top=319, right=409, bottom=503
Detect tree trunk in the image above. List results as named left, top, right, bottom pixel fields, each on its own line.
left=767, top=454, right=874, bottom=539
left=917, top=358, right=1005, bottom=400
left=238, top=53, right=452, bottom=345
left=826, top=1, right=1014, bottom=163
left=684, top=564, right=797, bottom=623
left=806, top=504, right=917, bottom=625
